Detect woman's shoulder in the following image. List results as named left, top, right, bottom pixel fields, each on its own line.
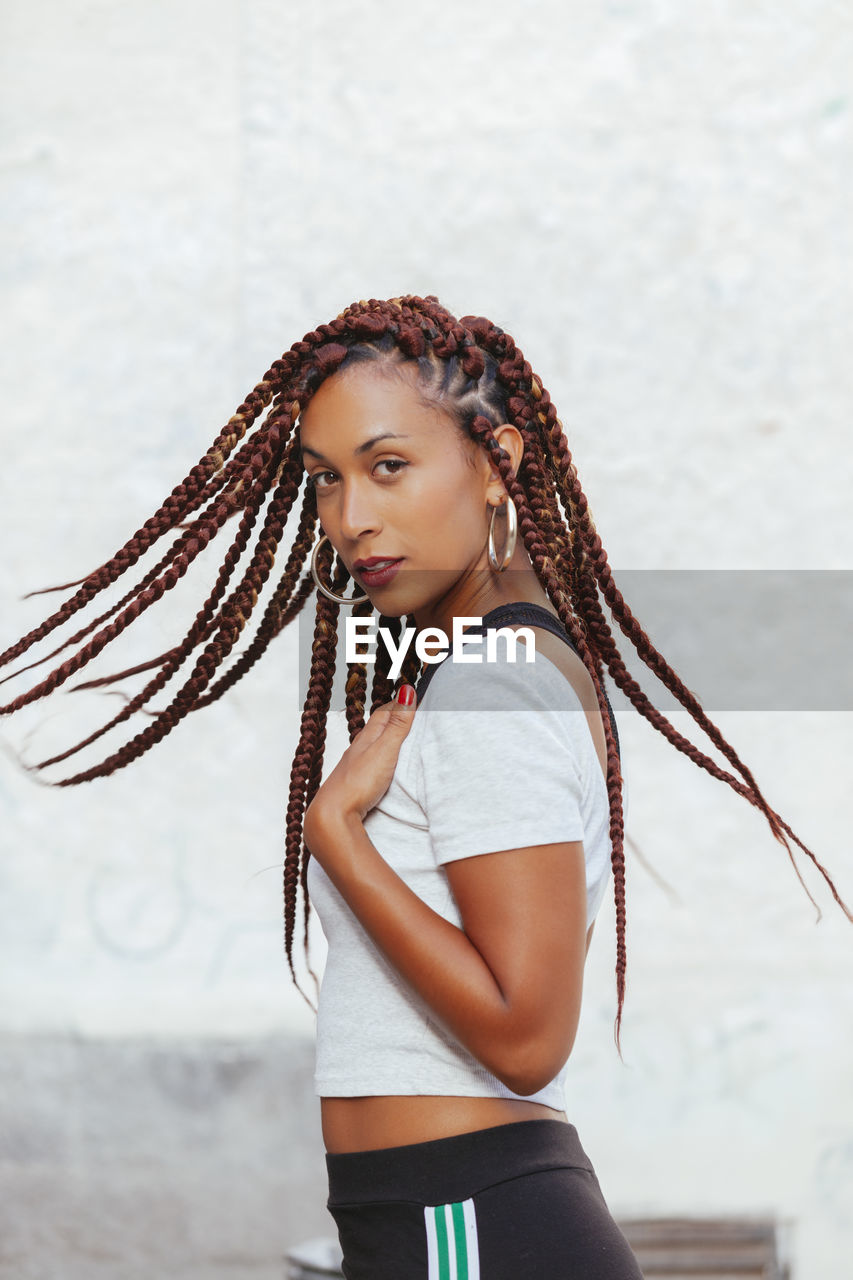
left=408, top=639, right=605, bottom=852
left=412, top=630, right=610, bottom=788
left=419, top=632, right=586, bottom=716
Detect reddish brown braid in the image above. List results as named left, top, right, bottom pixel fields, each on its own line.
left=283, top=540, right=345, bottom=983
left=344, top=595, right=372, bottom=739
left=468, top=412, right=630, bottom=1040
left=192, top=501, right=319, bottom=713
left=2, top=295, right=849, bottom=1046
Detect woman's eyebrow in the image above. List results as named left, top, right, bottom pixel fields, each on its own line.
left=300, top=432, right=411, bottom=462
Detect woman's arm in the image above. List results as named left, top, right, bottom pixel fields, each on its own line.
left=305, top=801, right=588, bottom=1097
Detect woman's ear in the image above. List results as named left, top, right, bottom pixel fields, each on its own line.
left=484, top=423, right=524, bottom=503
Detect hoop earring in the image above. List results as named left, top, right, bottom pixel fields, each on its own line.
left=310, top=535, right=369, bottom=605
left=488, top=496, right=518, bottom=573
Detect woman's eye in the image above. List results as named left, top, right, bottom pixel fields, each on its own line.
left=307, top=460, right=407, bottom=491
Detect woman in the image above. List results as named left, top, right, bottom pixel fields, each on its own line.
left=1, top=295, right=848, bottom=1278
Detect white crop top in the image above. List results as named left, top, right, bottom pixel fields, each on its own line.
left=306, top=614, right=615, bottom=1111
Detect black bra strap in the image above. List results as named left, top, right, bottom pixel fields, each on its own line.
left=414, top=602, right=621, bottom=761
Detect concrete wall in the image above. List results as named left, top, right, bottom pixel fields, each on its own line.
left=1, top=2, right=851, bottom=1275
left=0, top=1033, right=327, bottom=1280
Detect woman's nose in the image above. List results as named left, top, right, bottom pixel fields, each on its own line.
left=339, top=480, right=381, bottom=542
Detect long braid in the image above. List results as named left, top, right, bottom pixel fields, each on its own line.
left=192, top=495, right=319, bottom=712
left=283, top=543, right=345, bottom=979
left=468, top=412, right=630, bottom=1045
left=468, top=339, right=626, bottom=1028
left=297, top=549, right=371, bottom=979
left=399, top=617, right=422, bottom=690
left=344, top=594, right=372, bottom=740
left=370, top=614, right=401, bottom=711
left=301, top=609, right=340, bottom=977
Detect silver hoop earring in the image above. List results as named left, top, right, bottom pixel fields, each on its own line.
left=488, top=496, right=518, bottom=573
left=310, top=535, right=369, bottom=604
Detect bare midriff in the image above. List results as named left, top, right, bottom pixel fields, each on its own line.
left=321, top=1094, right=567, bottom=1154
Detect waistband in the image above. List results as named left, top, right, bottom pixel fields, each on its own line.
left=326, top=1119, right=594, bottom=1207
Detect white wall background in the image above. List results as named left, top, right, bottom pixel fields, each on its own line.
left=1, top=1, right=852, bottom=1275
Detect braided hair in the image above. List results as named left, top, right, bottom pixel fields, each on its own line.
left=1, top=294, right=849, bottom=1046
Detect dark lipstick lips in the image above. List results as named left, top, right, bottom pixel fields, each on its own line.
left=354, top=558, right=404, bottom=587
left=353, top=557, right=402, bottom=570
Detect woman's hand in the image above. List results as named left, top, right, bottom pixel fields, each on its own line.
left=304, top=684, right=417, bottom=854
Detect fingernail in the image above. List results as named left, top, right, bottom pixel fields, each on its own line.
left=396, top=684, right=416, bottom=706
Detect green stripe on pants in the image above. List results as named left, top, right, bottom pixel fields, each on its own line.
left=451, top=1201, right=468, bottom=1279
left=434, top=1204, right=450, bottom=1280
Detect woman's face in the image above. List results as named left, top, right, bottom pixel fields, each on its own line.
left=298, top=362, right=504, bottom=629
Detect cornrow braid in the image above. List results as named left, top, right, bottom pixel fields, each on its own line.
left=3, top=293, right=849, bottom=1048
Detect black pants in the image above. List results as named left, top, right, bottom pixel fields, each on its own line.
left=326, top=1119, right=644, bottom=1279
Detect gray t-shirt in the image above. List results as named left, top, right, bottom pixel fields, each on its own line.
left=307, top=637, right=613, bottom=1110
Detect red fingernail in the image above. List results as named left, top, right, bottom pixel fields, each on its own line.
left=397, top=684, right=415, bottom=706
